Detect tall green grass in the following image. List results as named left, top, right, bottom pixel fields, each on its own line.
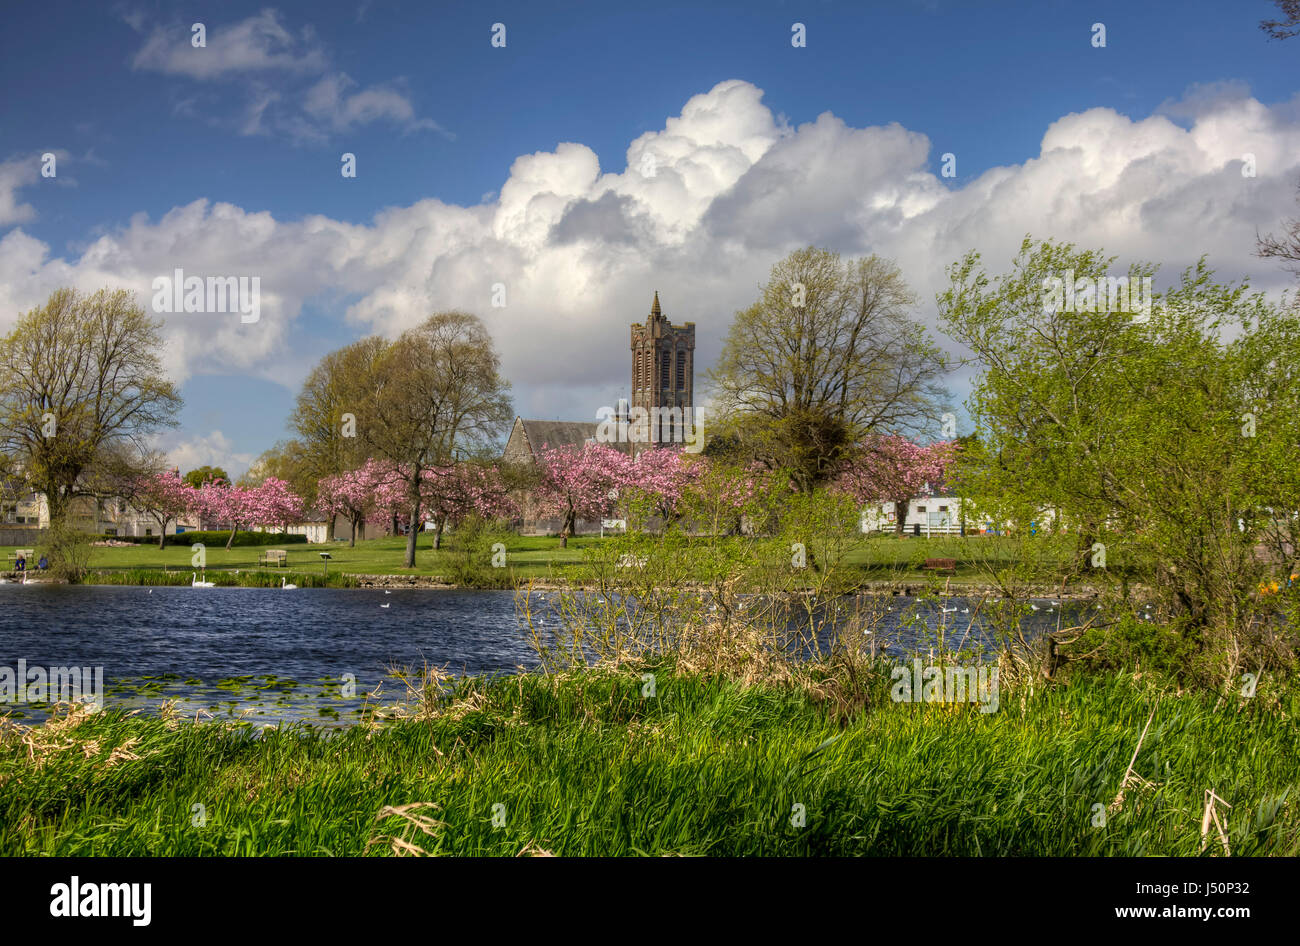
left=2, top=667, right=1295, bottom=856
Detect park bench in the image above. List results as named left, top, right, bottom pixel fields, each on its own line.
left=923, top=558, right=957, bottom=574
left=6, top=549, right=35, bottom=566
left=258, top=549, right=288, bottom=568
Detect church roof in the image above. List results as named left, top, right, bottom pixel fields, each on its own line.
left=507, top=418, right=600, bottom=458
left=651, top=290, right=661, bottom=318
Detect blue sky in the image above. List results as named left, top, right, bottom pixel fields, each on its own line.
left=2, top=0, right=1298, bottom=475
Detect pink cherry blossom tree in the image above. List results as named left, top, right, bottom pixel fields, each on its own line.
left=191, top=477, right=305, bottom=549
left=533, top=442, right=633, bottom=547
left=130, top=470, right=196, bottom=549
left=188, top=478, right=233, bottom=541
left=420, top=462, right=516, bottom=549
left=625, top=448, right=708, bottom=529
left=248, top=476, right=307, bottom=536
left=318, top=459, right=396, bottom=547
left=836, top=435, right=960, bottom=535
left=367, top=460, right=410, bottom=535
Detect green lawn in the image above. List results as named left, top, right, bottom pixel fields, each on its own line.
left=2, top=533, right=605, bottom=581
left=0, top=532, right=1060, bottom=586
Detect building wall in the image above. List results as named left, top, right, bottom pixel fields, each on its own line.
left=1, top=492, right=48, bottom=527
left=502, top=418, right=533, bottom=465
left=0, top=527, right=46, bottom=546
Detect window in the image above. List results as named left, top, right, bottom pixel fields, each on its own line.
left=917, top=506, right=926, bottom=513
left=939, top=506, right=948, bottom=512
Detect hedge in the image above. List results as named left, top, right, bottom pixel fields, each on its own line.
left=96, top=530, right=310, bottom=547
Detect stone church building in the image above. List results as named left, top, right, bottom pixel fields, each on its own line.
left=502, top=292, right=695, bottom=533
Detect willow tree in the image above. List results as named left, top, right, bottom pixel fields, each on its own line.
left=0, top=288, right=182, bottom=523
left=707, top=247, right=949, bottom=492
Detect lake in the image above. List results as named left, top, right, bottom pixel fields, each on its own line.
left=0, top=585, right=1078, bottom=725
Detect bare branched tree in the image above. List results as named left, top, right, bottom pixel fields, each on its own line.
left=1261, top=0, right=1300, bottom=39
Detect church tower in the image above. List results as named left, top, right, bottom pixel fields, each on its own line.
left=629, top=291, right=694, bottom=453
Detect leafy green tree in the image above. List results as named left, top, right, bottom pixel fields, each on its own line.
left=183, top=465, right=229, bottom=489
left=351, top=312, right=513, bottom=567
left=0, top=288, right=182, bottom=523
left=290, top=337, right=384, bottom=483
left=708, top=247, right=949, bottom=492
left=939, top=237, right=1300, bottom=685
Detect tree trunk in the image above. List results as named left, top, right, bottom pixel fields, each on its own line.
left=404, top=500, right=420, bottom=567
left=44, top=487, right=68, bottom=527
left=434, top=520, right=444, bottom=550
left=226, top=524, right=238, bottom=550
left=895, top=498, right=907, bottom=536
left=349, top=518, right=357, bottom=548
left=158, top=528, right=167, bottom=550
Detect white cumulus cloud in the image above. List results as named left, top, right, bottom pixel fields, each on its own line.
left=4, top=78, right=1300, bottom=474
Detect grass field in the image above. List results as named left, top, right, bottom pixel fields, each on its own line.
left=2, top=533, right=602, bottom=581
left=1, top=532, right=1045, bottom=586
left=2, top=667, right=1295, bottom=855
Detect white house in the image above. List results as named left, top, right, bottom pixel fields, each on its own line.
left=250, top=510, right=332, bottom=544
left=2, top=489, right=199, bottom=538
left=861, top=497, right=964, bottom=535
left=860, top=495, right=1061, bottom=536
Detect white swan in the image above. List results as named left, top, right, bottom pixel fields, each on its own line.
left=192, top=572, right=215, bottom=588
left=281, top=576, right=298, bottom=590
left=380, top=602, right=391, bottom=609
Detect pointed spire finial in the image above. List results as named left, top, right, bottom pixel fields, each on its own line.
left=651, top=290, right=661, bottom=318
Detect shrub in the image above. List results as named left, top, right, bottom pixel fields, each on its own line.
left=438, top=515, right=515, bottom=589
left=1058, top=612, right=1200, bottom=680
left=39, top=522, right=94, bottom=582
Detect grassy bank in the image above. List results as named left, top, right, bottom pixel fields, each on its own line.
left=2, top=667, right=1296, bottom=855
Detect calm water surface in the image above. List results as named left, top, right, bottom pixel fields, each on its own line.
left=0, top=585, right=1075, bottom=725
